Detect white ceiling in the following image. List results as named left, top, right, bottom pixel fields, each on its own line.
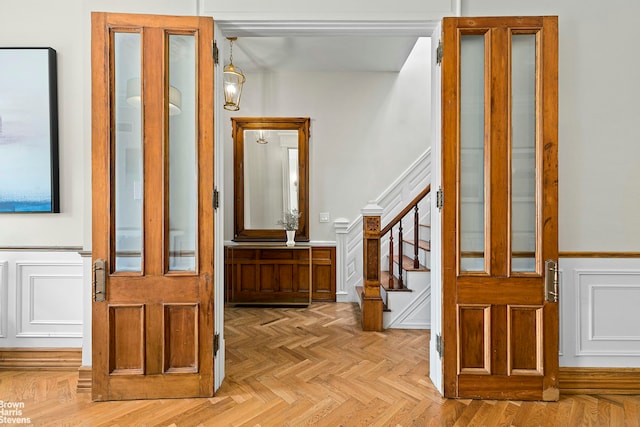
left=229, top=36, right=420, bottom=72
left=217, top=20, right=435, bottom=73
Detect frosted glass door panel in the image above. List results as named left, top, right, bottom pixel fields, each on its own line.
left=168, top=34, right=197, bottom=272
left=114, top=32, right=143, bottom=273
left=511, top=34, right=537, bottom=273
left=459, top=35, right=486, bottom=273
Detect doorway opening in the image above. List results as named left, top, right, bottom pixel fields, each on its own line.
left=215, top=20, right=442, bottom=394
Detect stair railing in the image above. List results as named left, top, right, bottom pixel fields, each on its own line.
left=359, top=185, right=431, bottom=331
left=380, top=185, right=431, bottom=290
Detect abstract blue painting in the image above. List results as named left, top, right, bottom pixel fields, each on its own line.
left=0, top=47, right=59, bottom=213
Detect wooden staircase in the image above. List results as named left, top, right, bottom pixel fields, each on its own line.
left=357, top=186, right=431, bottom=331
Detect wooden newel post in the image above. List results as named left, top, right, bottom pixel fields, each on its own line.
left=361, top=202, right=384, bottom=331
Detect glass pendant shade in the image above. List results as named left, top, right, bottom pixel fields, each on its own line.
left=223, top=38, right=245, bottom=111
left=223, top=63, right=245, bottom=111
left=126, top=77, right=182, bottom=115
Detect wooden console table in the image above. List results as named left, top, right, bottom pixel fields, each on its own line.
left=225, top=243, right=312, bottom=305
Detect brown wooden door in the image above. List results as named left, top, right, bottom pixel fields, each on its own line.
left=441, top=16, right=559, bottom=400
left=91, top=12, right=215, bottom=401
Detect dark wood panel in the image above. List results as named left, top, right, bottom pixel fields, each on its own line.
left=311, top=246, right=336, bottom=302
left=259, top=264, right=277, bottom=292
left=458, top=374, right=544, bottom=400
left=163, top=304, right=198, bottom=373
left=277, top=264, right=295, bottom=292
left=238, top=264, right=257, bottom=293
left=298, top=264, right=311, bottom=294
left=456, top=278, right=544, bottom=305
left=108, top=305, right=145, bottom=374
left=106, top=277, right=200, bottom=303
left=365, top=239, right=379, bottom=281
left=508, top=305, right=543, bottom=375
left=225, top=246, right=311, bottom=305
left=225, top=246, right=335, bottom=304
left=458, top=305, right=490, bottom=374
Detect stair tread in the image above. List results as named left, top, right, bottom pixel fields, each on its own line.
left=380, top=271, right=412, bottom=292
left=419, top=223, right=431, bottom=228
left=402, top=239, right=431, bottom=251
left=393, top=254, right=429, bottom=272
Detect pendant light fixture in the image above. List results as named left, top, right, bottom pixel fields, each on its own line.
left=223, top=37, right=246, bottom=111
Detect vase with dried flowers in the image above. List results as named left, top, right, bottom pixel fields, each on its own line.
left=278, top=209, right=301, bottom=246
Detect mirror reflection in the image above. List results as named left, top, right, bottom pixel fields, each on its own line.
left=232, top=117, right=310, bottom=242
left=243, top=129, right=299, bottom=229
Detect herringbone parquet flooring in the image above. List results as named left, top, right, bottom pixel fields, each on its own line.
left=0, top=302, right=639, bottom=426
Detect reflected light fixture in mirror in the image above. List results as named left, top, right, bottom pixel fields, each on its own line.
left=126, top=78, right=182, bottom=115
left=256, top=130, right=268, bottom=144
left=223, top=37, right=246, bottom=111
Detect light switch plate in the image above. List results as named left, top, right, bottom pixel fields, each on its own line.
left=319, top=212, right=330, bottom=223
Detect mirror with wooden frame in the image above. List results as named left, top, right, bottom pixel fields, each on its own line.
left=232, top=117, right=310, bottom=242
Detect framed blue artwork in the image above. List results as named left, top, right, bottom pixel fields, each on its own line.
left=0, top=47, right=60, bottom=213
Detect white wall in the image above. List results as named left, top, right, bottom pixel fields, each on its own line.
left=462, top=0, right=640, bottom=252
left=223, top=39, right=432, bottom=243
left=0, top=1, right=87, bottom=349
left=0, top=0, right=85, bottom=247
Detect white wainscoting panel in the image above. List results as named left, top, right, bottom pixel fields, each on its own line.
left=81, top=253, right=93, bottom=366
left=0, top=250, right=83, bottom=348
left=0, top=261, right=7, bottom=338
left=16, top=262, right=83, bottom=338
left=333, top=219, right=350, bottom=302
left=559, top=258, right=640, bottom=367
left=577, top=270, right=640, bottom=356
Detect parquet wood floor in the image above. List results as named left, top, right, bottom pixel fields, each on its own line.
left=0, top=302, right=639, bottom=426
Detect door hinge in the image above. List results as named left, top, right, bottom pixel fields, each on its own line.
left=436, top=334, right=443, bottom=359
left=436, top=187, right=444, bottom=211
left=213, top=187, right=220, bottom=210
left=436, top=39, right=443, bottom=65
left=213, top=333, right=220, bottom=356
left=212, top=40, right=219, bottom=65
